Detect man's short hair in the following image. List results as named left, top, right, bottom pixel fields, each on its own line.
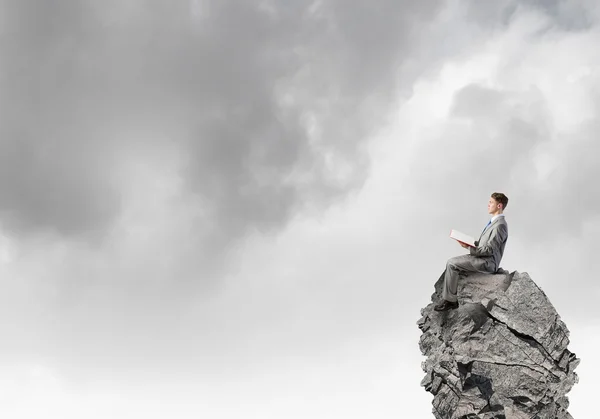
left=491, top=192, right=508, bottom=210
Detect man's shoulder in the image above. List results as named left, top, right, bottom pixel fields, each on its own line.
left=493, top=217, right=508, bottom=229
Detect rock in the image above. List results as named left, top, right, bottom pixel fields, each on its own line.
left=417, top=270, right=580, bottom=419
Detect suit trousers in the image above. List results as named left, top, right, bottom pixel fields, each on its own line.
left=442, top=255, right=496, bottom=302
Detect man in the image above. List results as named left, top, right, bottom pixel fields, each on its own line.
left=434, top=192, right=509, bottom=312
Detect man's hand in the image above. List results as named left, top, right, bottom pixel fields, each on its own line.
left=459, top=242, right=471, bottom=249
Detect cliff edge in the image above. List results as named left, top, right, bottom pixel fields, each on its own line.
left=417, top=270, right=580, bottom=418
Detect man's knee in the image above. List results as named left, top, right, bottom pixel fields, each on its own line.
left=446, top=256, right=462, bottom=269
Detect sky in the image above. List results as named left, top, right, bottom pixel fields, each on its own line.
left=0, top=0, right=598, bottom=417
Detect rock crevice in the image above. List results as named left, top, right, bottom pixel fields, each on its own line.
left=418, top=270, right=580, bottom=419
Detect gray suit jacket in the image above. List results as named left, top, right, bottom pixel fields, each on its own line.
left=469, top=216, right=508, bottom=271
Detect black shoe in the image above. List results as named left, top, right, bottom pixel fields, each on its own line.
left=434, top=300, right=459, bottom=312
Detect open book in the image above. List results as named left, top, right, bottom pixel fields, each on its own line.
left=450, top=229, right=476, bottom=248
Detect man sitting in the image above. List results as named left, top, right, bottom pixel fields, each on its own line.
left=434, top=192, right=509, bottom=312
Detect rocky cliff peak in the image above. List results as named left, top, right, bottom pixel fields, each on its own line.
left=417, top=270, right=580, bottom=418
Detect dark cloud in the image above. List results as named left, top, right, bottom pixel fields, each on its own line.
left=523, top=0, right=595, bottom=30
left=465, top=0, right=596, bottom=31
left=0, top=0, right=443, bottom=247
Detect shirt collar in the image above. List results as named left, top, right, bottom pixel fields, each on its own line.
left=491, top=214, right=505, bottom=223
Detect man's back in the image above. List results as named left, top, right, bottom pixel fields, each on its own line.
left=470, top=216, right=508, bottom=271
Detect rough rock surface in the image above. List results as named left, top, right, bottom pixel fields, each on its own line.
left=417, top=270, right=580, bottom=418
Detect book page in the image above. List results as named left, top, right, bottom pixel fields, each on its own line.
left=449, top=229, right=476, bottom=247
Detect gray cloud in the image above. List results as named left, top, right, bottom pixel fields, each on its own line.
left=465, top=0, right=597, bottom=31
left=1, top=3, right=599, bottom=417
left=0, top=0, right=443, bottom=250
left=0, top=0, right=454, bottom=381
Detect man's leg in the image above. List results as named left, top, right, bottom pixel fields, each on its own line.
left=442, top=255, right=488, bottom=303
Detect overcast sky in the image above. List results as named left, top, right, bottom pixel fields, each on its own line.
left=0, top=1, right=598, bottom=418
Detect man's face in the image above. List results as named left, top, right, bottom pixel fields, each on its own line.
left=488, top=198, right=501, bottom=214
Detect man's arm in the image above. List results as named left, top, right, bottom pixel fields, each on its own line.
left=469, top=223, right=508, bottom=257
